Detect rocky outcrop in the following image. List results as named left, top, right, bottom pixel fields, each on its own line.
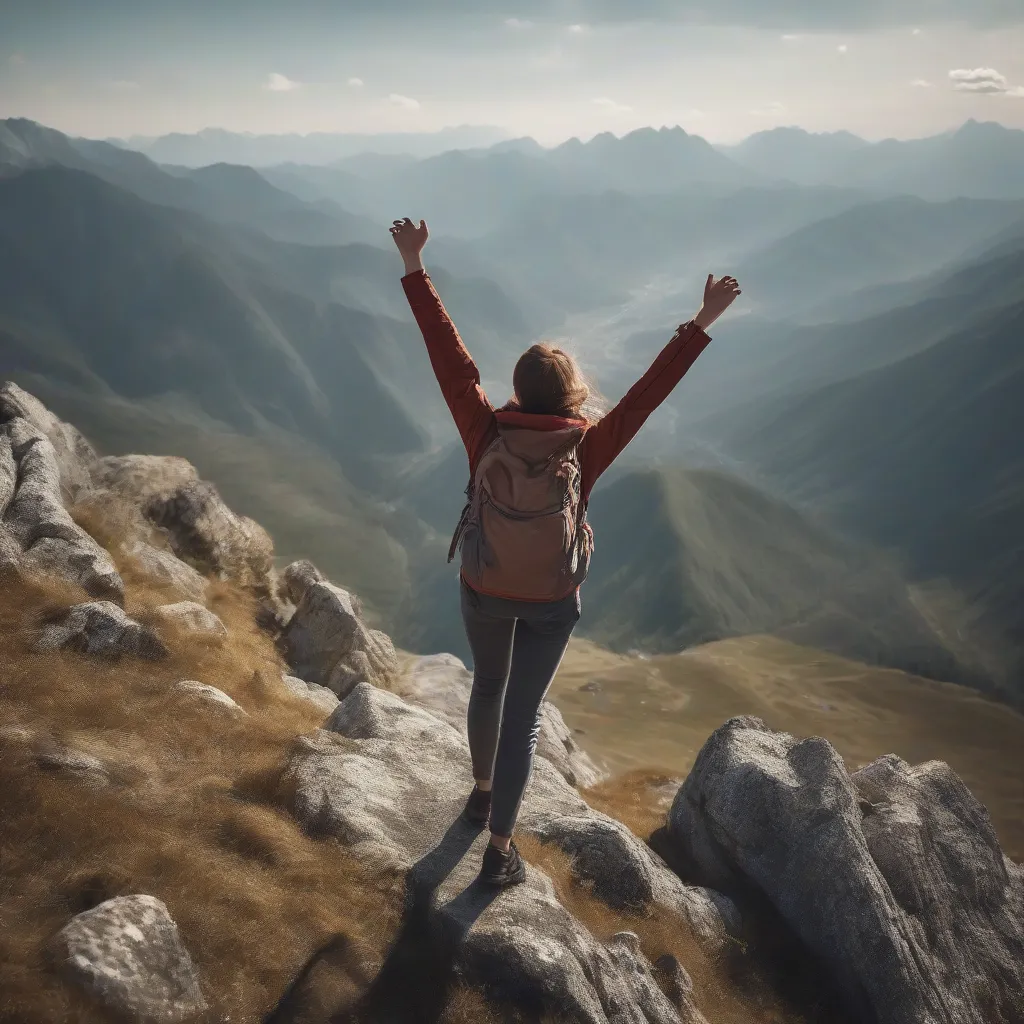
left=280, top=560, right=399, bottom=695
left=0, top=382, right=96, bottom=502
left=96, top=453, right=275, bottom=594
left=52, top=894, right=206, bottom=1023
left=32, top=601, right=168, bottom=661
left=285, top=682, right=731, bottom=1023
left=402, top=653, right=605, bottom=789
left=281, top=672, right=341, bottom=715
left=1, top=415, right=122, bottom=603
left=667, top=716, right=1024, bottom=1024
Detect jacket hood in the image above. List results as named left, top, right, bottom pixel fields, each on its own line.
left=496, top=412, right=587, bottom=463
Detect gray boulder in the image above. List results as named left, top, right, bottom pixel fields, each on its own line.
left=285, top=682, right=729, bottom=1022
left=2, top=418, right=123, bottom=603
left=126, top=540, right=208, bottom=602
left=96, top=454, right=274, bottom=593
left=533, top=814, right=736, bottom=952
left=0, top=382, right=96, bottom=501
left=172, top=680, right=245, bottom=715
left=33, top=601, right=168, bottom=661
left=281, top=672, right=341, bottom=715
left=402, top=653, right=605, bottom=789
left=667, top=716, right=1024, bottom=1024
left=52, top=894, right=206, bottom=1023
left=153, top=601, right=227, bottom=640
left=280, top=568, right=398, bottom=694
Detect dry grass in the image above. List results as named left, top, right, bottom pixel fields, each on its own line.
left=0, top=534, right=414, bottom=1024
left=0, top=505, right=864, bottom=1024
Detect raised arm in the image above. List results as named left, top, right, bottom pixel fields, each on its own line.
left=392, top=218, right=496, bottom=468
left=579, top=274, right=741, bottom=497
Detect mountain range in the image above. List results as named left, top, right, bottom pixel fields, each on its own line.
left=0, top=114, right=1019, bottom=701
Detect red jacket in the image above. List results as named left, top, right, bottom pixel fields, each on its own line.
left=401, top=269, right=712, bottom=501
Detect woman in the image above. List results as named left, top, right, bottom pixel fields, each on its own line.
left=392, top=216, right=740, bottom=888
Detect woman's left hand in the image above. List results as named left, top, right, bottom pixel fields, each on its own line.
left=694, top=275, right=741, bottom=330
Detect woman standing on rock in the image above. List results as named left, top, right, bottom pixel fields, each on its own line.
left=392, top=217, right=740, bottom=888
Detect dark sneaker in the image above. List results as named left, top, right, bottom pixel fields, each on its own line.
left=479, top=840, right=527, bottom=888
left=462, top=785, right=491, bottom=826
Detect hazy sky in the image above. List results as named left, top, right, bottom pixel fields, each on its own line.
left=2, top=1, right=1023, bottom=144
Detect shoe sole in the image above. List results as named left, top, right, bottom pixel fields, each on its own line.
left=461, top=810, right=490, bottom=827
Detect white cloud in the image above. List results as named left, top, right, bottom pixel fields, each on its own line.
left=1008, top=86, right=1024, bottom=98
left=593, top=96, right=632, bottom=114
left=949, top=67, right=1023, bottom=95
left=567, top=23, right=587, bottom=33
left=750, top=100, right=787, bottom=117
left=781, top=33, right=801, bottom=41
left=9, top=53, right=26, bottom=65
left=912, top=27, right=923, bottom=35
left=388, top=93, right=420, bottom=110
left=347, top=77, right=364, bottom=88
left=837, top=43, right=849, bottom=53
left=686, top=108, right=707, bottom=118
left=910, top=79, right=932, bottom=88
left=266, top=72, right=301, bottom=92
left=504, top=17, right=533, bottom=29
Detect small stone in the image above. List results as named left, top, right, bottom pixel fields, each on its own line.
left=281, top=673, right=341, bottom=715
left=173, top=680, right=244, bottom=715
left=33, top=601, right=168, bottom=661
left=52, top=894, right=206, bottom=1023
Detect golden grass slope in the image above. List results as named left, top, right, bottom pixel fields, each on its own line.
left=553, top=635, right=1024, bottom=860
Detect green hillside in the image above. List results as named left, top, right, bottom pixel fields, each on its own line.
left=709, top=299, right=1024, bottom=696
left=578, top=467, right=969, bottom=683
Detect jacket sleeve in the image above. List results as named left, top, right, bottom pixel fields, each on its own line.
left=580, top=321, right=711, bottom=498
left=401, top=269, right=496, bottom=468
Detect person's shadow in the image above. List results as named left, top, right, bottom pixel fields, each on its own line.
left=265, top=816, right=502, bottom=1024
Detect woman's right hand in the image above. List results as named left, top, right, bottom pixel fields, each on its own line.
left=390, top=217, right=429, bottom=274
left=694, top=274, right=741, bottom=330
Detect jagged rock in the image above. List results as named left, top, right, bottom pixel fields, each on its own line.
left=36, top=741, right=110, bottom=788
left=127, top=540, right=208, bottom=601
left=92, top=453, right=199, bottom=505
left=0, top=382, right=96, bottom=501
left=153, top=601, right=227, bottom=640
left=667, top=716, right=1024, bottom=1024
left=286, top=682, right=725, bottom=1023
left=52, top=894, right=206, bottom=1023
left=0, top=432, right=15, bottom=514
left=652, top=955, right=705, bottom=1023
left=281, top=673, right=341, bottom=715
left=146, top=479, right=274, bottom=590
left=172, top=680, right=244, bottom=715
left=33, top=601, right=168, bottom=661
left=2, top=418, right=123, bottom=602
left=401, top=653, right=606, bottom=789
left=533, top=814, right=736, bottom=952
left=280, top=574, right=398, bottom=693
left=95, top=454, right=274, bottom=593
left=282, top=558, right=324, bottom=605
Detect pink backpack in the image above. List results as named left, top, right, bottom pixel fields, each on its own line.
left=449, top=423, right=594, bottom=601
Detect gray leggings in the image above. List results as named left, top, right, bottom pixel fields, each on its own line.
left=460, top=579, right=581, bottom=838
